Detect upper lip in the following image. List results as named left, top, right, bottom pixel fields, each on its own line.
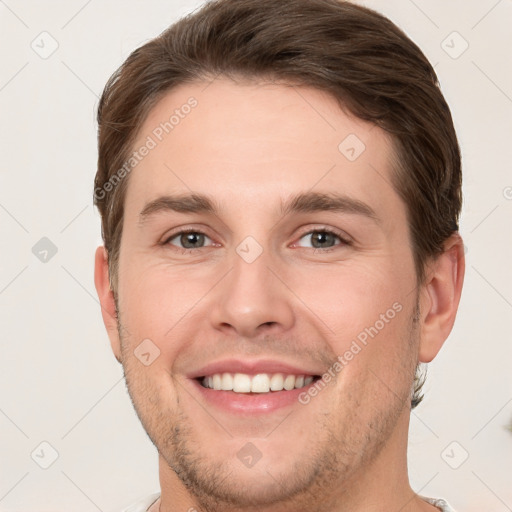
left=187, top=359, right=323, bottom=379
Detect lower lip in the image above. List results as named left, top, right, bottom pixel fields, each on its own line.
left=190, top=378, right=317, bottom=414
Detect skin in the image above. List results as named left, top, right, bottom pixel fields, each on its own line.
left=95, top=78, right=465, bottom=512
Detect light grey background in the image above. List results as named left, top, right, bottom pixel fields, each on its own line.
left=0, top=0, right=511, bottom=511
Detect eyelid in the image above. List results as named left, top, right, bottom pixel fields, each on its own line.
left=161, top=227, right=216, bottom=248
left=292, top=226, right=353, bottom=247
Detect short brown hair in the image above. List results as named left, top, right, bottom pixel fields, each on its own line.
left=94, top=0, right=462, bottom=408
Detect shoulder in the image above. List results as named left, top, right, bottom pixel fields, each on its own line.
left=120, top=492, right=161, bottom=512
left=421, top=495, right=457, bottom=512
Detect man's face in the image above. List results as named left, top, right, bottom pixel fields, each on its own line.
left=114, top=79, right=421, bottom=508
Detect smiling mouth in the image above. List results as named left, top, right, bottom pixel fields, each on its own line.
left=198, top=372, right=321, bottom=393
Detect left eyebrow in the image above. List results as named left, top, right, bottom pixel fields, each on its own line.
left=280, top=191, right=379, bottom=223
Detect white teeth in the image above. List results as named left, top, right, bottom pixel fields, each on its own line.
left=270, top=373, right=284, bottom=391
left=200, top=372, right=315, bottom=393
left=212, top=374, right=222, bottom=391
left=251, top=374, right=270, bottom=393
left=221, top=372, right=233, bottom=391
left=233, top=373, right=252, bottom=393
left=283, top=375, right=295, bottom=390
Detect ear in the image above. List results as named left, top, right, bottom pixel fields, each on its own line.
left=418, top=233, right=465, bottom=362
left=94, top=246, right=122, bottom=363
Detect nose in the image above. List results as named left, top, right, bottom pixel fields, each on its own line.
left=209, top=248, right=295, bottom=338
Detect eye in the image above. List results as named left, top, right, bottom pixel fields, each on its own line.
left=295, top=229, right=349, bottom=250
left=163, top=230, right=214, bottom=250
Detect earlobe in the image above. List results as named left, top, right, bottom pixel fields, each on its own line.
left=94, top=246, right=122, bottom=363
left=418, top=234, right=465, bottom=363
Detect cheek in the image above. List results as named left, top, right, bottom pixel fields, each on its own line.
left=288, top=256, right=417, bottom=397
left=118, top=260, right=217, bottom=358
left=120, top=259, right=210, bottom=332
left=290, top=258, right=410, bottom=341
left=339, top=299, right=418, bottom=407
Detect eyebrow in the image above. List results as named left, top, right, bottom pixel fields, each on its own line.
left=280, top=191, right=378, bottom=221
left=139, top=193, right=217, bottom=222
left=138, top=191, right=378, bottom=224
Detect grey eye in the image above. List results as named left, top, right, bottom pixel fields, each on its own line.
left=297, top=230, right=342, bottom=249
left=166, top=231, right=213, bottom=249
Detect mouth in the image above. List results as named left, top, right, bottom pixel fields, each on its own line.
left=198, top=372, right=320, bottom=393
left=187, top=359, right=325, bottom=413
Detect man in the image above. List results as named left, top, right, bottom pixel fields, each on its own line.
left=93, top=1, right=465, bottom=510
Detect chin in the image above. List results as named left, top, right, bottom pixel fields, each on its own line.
left=159, top=432, right=326, bottom=508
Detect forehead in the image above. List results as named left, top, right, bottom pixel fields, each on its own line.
left=124, top=78, right=402, bottom=222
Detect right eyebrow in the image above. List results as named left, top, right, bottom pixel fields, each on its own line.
left=138, top=193, right=218, bottom=225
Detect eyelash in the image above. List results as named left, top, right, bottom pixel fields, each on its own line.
left=161, top=227, right=352, bottom=253
left=161, top=229, right=214, bottom=253
left=295, top=227, right=352, bottom=250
